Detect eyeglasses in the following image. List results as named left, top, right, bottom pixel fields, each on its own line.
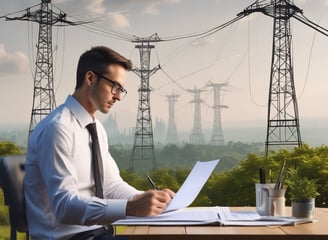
left=93, top=71, right=127, bottom=99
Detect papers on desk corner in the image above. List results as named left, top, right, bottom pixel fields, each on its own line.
left=216, top=207, right=316, bottom=226
left=113, top=207, right=317, bottom=226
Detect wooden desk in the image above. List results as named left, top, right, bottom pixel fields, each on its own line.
left=115, top=207, right=328, bottom=240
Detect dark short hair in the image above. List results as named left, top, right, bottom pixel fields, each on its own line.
left=75, top=46, right=133, bottom=89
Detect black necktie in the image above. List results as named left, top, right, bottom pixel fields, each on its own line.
left=86, top=123, right=104, bottom=198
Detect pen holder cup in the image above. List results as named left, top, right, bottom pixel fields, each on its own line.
left=255, top=183, right=276, bottom=216
left=268, top=188, right=286, bottom=216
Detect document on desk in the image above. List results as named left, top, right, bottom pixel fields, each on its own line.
left=112, top=206, right=315, bottom=226
left=113, top=207, right=220, bottom=225
left=164, top=159, right=219, bottom=213
left=217, top=207, right=316, bottom=226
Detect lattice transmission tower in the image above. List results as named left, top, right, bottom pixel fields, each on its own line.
left=188, top=86, right=206, bottom=145
left=166, top=93, right=179, bottom=144
left=130, top=34, right=160, bottom=172
left=208, top=82, right=228, bottom=146
left=239, top=0, right=303, bottom=157
left=4, top=0, right=81, bottom=138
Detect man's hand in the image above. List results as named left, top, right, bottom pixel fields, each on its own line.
left=126, top=188, right=175, bottom=217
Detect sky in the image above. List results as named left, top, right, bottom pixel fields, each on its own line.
left=1, top=0, right=328, bottom=136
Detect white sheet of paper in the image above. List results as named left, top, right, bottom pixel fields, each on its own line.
left=113, top=207, right=220, bottom=225
left=217, top=207, right=316, bottom=226
left=164, top=159, right=219, bottom=213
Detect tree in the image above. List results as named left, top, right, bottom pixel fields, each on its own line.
left=0, top=141, right=22, bottom=156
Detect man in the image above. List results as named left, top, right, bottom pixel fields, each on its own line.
left=25, top=46, right=174, bottom=240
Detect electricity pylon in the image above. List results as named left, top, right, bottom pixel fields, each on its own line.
left=238, top=0, right=303, bottom=157
left=208, top=82, right=228, bottom=146
left=166, top=93, right=179, bottom=144
left=4, top=0, right=84, bottom=139
left=130, top=34, right=160, bottom=172
left=188, top=86, right=206, bottom=145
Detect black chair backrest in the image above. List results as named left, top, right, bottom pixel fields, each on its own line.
left=0, top=155, right=29, bottom=239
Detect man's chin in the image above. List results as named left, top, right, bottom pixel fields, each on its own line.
left=100, top=107, right=111, bottom=114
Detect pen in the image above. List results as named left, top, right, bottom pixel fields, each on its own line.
left=275, top=160, right=286, bottom=189
left=259, top=167, right=266, bottom=184
left=269, top=169, right=272, bottom=183
left=147, top=175, right=159, bottom=190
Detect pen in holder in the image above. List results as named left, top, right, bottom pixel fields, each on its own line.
left=255, top=183, right=274, bottom=216
left=256, top=183, right=286, bottom=216
left=268, top=187, right=286, bottom=216
left=274, top=160, right=286, bottom=189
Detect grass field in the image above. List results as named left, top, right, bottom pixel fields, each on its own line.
left=0, top=225, right=127, bottom=239
left=0, top=225, right=26, bottom=240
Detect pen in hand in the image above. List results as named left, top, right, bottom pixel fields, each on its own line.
left=147, top=175, right=159, bottom=190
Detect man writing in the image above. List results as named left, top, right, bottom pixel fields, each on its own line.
left=25, top=46, right=174, bottom=240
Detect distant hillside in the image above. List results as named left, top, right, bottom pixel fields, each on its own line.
left=1, top=117, right=327, bottom=148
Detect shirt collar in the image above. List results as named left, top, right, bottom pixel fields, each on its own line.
left=65, top=95, right=94, bottom=128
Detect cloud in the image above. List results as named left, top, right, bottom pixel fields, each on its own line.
left=85, top=0, right=106, bottom=15
left=141, top=0, right=182, bottom=15
left=100, top=0, right=182, bottom=15
left=107, top=11, right=130, bottom=29
left=0, top=44, right=29, bottom=76
left=104, top=0, right=183, bottom=28
left=51, top=0, right=183, bottom=29
left=144, top=3, right=160, bottom=16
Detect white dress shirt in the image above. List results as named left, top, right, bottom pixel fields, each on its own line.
left=25, top=95, right=142, bottom=240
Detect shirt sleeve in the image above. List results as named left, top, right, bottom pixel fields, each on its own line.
left=103, top=151, right=143, bottom=200
left=36, top=122, right=136, bottom=225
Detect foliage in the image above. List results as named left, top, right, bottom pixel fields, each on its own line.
left=0, top=225, right=26, bottom=240
left=0, top=191, right=9, bottom=225
left=0, top=141, right=22, bottom=156
left=284, top=167, right=320, bottom=201
left=112, top=142, right=263, bottom=173
left=120, top=144, right=328, bottom=208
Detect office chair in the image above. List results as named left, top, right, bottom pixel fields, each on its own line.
left=0, top=155, right=29, bottom=240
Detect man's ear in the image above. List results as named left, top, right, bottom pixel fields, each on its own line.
left=85, top=71, right=95, bottom=87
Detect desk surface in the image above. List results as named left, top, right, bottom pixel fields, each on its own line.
left=115, top=207, right=328, bottom=240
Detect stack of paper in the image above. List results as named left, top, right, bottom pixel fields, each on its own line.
left=216, top=207, right=316, bottom=226
left=113, top=207, right=220, bottom=225
left=113, top=206, right=315, bottom=226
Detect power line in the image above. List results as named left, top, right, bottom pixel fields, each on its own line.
left=3, top=0, right=87, bottom=138
left=293, top=13, right=328, bottom=37
left=159, top=15, right=246, bottom=42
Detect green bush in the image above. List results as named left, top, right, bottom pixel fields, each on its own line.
left=0, top=191, right=9, bottom=225
left=120, top=144, right=328, bottom=208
